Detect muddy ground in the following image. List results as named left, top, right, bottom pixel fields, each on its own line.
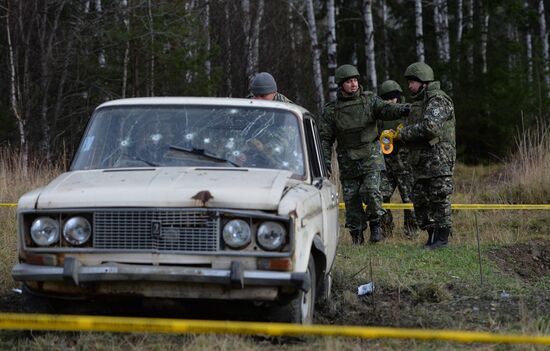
left=1, top=239, right=549, bottom=331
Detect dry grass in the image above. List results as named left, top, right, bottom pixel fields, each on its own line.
left=483, top=118, right=550, bottom=204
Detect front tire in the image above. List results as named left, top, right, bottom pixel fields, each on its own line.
left=270, top=256, right=316, bottom=324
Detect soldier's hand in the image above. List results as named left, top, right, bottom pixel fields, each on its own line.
left=401, top=104, right=411, bottom=116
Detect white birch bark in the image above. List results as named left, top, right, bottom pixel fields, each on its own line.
left=456, top=0, right=463, bottom=45
left=466, top=0, right=474, bottom=67
left=363, top=0, right=377, bottom=92
left=225, top=1, right=232, bottom=96
left=415, top=0, right=425, bottom=62
left=248, top=0, right=264, bottom=80
left=538, top=0, right=550, bottom=96
left=122, top=0, right=130, bottom=98
left=306, top=0, right=325, bottom=111
left=525, top=0, right=533, bottom=83
left=382, top=0, right=390, bottom=80
left=204, top=0, right=211, bottom=79
left=327, top=0, right=337, bottom=101
left=434, top=0, right=450, bottom=63
left=481, top=8, right=489, bottom=75
left=147, top=0, right=155, bottom=96
left=6, top=3, right=28, bottom=173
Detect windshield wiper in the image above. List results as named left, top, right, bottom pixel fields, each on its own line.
left=168, top=145, right=240, bottom=167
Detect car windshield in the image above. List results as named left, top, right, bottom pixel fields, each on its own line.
left=71, top=105, right=305, bottom=176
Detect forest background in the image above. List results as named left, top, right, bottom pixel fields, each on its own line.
left=1, top=0, right=549, bottom=168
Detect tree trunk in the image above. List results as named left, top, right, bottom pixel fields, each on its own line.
left=224, top=1, right=233, bottom=96
left=525, top=0, right=533, bottom=83
left=327, top=0, right=337, bottom=101
left=466, top=0, right=474, bottom=68
left=481, top=6, right=489, bottom=75
left=242, top=0, right=264, bottom=82
left=147, top=0, right=155, bottom=96
left=204, top=0, right=211, bottom=80
left=363, top=0, right=377, bottom=92
left=382, top=0, right=390, bottom=80
left=306, top=0, right=325, bottom=112
left=538, top=0, right=550, bottom=98
left=6, top=0, right=28, bottom=174
left=122, top=0, right=130, bottom=98
left=415, top=0, right=425, bottom=62
left=456, top=0, right=463, bottom=45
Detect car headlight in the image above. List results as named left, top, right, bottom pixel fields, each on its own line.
left=30, top=217, right=60, bottom=246
left=257, top=221, right=286, bottom=251
left=222, top=219, right=251, bottom=249
left=63, top=217, right=92, bottom=245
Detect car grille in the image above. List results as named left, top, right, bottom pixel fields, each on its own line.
left=93, top=210, right=219, bottom=252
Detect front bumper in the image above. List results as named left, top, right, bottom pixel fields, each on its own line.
left=12, top=258, right=308, bottom=292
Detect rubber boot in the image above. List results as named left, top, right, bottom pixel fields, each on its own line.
left=428, top=227, right=450, bottom=250
left=350, top=230, right=365, bottom=245
left=369, top=221, right=382, bottom=243
left=424, top=227, right=435, bottom=248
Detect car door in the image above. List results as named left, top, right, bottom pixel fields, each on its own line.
left=303, top=115, right=339, bottom=269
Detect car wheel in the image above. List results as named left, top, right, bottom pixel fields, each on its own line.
left=316, top=271, right=332, bottom=306
left=270, top=256, right=316, bottom=324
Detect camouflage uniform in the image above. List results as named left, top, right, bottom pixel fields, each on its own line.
left=377, top=80, right=418, bottom=238
left=400, top=62, right=456, bottom=249
left=319, top=65, right=410, bottom=244
left=273, top=93, right=294, bottom=103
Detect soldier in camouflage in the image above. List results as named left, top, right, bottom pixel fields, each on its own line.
left=377, top=80, right=418, bottom=238
left=396, top=62, right=456, bottom=249
left=249, top=72, right=293, bottom=103
left=319, top=64, right=410, bottom=245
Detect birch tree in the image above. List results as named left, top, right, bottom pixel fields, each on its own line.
left=363, top=0, right=377, bottom=92
left=480, top=5, right=489, bottom=75
left=466, top=0, right=474, bottom=67
left=415, top=0, right=425, bottom=62
left=306, top=0, right=324, bottom=111
left=382, top=0, right=390, bottom=80
left=538, top=0, right=550, bottom=97
left=203, top=0, right=211, bottom=79
left=121, top=0, right=130, bottom=98
left=524, top=0, right=533, bottom=83
left=242, top=0, right=265, bottom=81
left=433, top=0, right=451, bottom=64
left=5, top=0, right=28, bottom=173
left=327, top=0, right=337, bottom=101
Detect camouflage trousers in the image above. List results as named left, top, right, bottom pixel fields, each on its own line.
left=411, top=176, right=453, bottom=231
left=342, top=170, right=385, bottom=233
left=380, top=150, right=418, bottom=236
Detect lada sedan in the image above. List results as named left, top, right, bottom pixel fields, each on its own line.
left=12, top=97, right=339, bottom=324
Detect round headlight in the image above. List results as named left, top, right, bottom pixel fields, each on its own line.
left=257, top=221, right=286, bottom=251
left=63, top=217, right=92, bottom=245
left=222, top=219, right=251, bottom=249
left=30, top=217, right=60, bottom=246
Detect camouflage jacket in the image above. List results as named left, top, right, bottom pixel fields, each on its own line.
left=273, top=93, right=294, bottom=104
left=319, top=87, right=409, bottom=179
left=400, top=81, right=456, bottom=178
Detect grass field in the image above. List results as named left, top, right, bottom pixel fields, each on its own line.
left=0, top=128, right=549, bottom=351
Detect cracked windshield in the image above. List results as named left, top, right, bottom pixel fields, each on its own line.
left=72, top=105, right=305, bottom=176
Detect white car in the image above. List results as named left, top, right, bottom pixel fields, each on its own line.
left=12, top=97, right=339, bottom=324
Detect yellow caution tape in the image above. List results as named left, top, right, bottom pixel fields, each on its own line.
left=338, top=203, right=550, bottom=210
left=0, top=203, right=16, bottom=207
left=0, top=313, right=548, bottom=345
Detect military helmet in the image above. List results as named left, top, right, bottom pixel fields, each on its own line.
left=335, top=64, right=360, bottom=85
left=379, top=80, right=403, bottom=96
left=404, top=62, right=434, bottom=82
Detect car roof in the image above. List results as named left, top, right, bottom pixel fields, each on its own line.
left=96, top=97, right=311, bottom=118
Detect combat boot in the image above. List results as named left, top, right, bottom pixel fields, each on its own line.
left=424, top=227, right=435, bottom=248
left=350, top=230, right=365, bottom=245
left=380, top=209, right=394, bottom=238
left=403, top=209, right=418, bottom=238
left=369, top=221, right=382, bottom=243
left=428, top=227, right=450, bottom=250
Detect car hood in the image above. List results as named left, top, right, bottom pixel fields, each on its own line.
left=34, top=168, right=295, bottom=210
